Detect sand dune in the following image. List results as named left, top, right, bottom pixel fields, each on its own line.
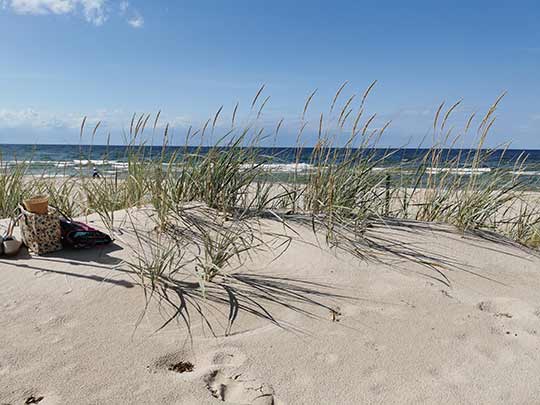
left=1, top=209, right=540, bottom=404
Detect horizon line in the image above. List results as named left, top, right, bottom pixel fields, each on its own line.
left=0, top=143, right=539, bottom=151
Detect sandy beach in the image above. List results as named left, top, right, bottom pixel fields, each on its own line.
left=1, top=207, right=540, bottom=404
left=4, top=0, right=540, bottom=402
left=3, top=1, right=540, bottom=403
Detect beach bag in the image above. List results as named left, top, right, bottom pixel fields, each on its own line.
left=19, top=205, right=63, bottom=255
left=60, top=218, right=112, bottom=248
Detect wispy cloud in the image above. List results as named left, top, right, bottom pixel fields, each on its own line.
left=79, top=0, right=107, bottom=25
left=6, top=0, right=76, bottom=15
left=0, top=108, right=75, bottom=129
left=127, top=11, right=142, bottom=28
left=0, top=108, right=189, bottom=132
left=118, top=0, right=143, bottom=28
left=1, top=0, right=142, bottom=27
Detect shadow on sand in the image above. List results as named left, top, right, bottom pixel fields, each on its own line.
left=136, top=210, right=540, bottom=338
left=0, top=242, right=135, bottom=289
left=2, top=212, right=537, bottom=338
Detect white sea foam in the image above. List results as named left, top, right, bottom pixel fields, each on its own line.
left=70, top=159, right=129, bottom=168
left=426, top=167, right=491, bottom=175
left=510, top=171, right=540, bottom=176
left=371, top=167, right=413, bottom=174
left=240, top=163, right=313, bottom=173
left=72, top=159, right=108, bottom=166
left=35, top=174, right=70, bottom=178
left=2, top=160, right=71, bottom=167
left=51, top=162, right=72, bottom=167
left=73, top=159, right=117, bottom=166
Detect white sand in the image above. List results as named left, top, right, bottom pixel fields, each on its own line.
left=1, top=209, right=540, bottom=404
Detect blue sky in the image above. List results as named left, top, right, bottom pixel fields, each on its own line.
left=0, top=0, right=539, bottom=147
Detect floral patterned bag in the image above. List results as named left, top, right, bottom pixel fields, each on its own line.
left=19, top=205, right=63, bottom=255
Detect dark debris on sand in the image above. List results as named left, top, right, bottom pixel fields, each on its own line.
left=168, top=361, right=195, bottom=373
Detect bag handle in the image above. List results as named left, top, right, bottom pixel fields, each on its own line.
left=18, top=204, right=36, bottom=237
left=4, top=207, right=23, bottom=239
left=50, top=205, right=72, bottom=222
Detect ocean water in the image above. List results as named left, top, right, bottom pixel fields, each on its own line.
left=1, top=144, right=540, bottom=182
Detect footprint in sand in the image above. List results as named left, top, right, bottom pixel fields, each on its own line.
left=204, top=370, right=276, bottom=404
left=210, top=348, right=247, bottom=368
left=151, top=348, right=280, bottom=403
left=149, top=351, right=196, bottom=376
left=476, top=298, right=531, bottom=320
left=3, top=300, right=19, bottom=311
left=149, top=347, right=246, bottom=380
left=25, top=396, right=44, bottom=404
left=45, top=315, right=70, bottom=329
left=476, top=298, right=540, bottom=346
left=315, top=352, right=339, bottom=365
left=477, top=300, right=496, bottom=314
left=5, top=390, right=63, bottom=405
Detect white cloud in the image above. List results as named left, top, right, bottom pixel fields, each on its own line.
left=0, top=108, right=71, bottom=129
left=118, top=0, right=143, bottom=28
left=127, top=11, right=142, bottom=28
left=2, top=0, right=140, bottom=26
left=8, top=0, right=75, bottom=15
left=0, top=108, right=190, bottom=134
left=118, top=0, right=127, bottom=13
left=0, top=108, right=90, bottom=129
left=79, top=0, right=107, bottom=25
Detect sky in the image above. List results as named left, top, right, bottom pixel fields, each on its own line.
left=0, top=0, right=539, bottom=147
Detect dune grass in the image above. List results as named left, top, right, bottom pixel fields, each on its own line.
left=5, top=84, right=538, bottom=247
left=0, top=160, right=30, bottom=219
left=3, top=83, right=540, bottom=333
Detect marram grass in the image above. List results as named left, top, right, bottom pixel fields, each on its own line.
left=2, top=84, right=540, bottom=334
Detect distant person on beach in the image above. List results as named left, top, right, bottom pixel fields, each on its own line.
left=92, top=166, right=101, bottom=178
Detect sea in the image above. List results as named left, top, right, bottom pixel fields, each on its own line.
left=1, top=144, right=540, bottom=186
